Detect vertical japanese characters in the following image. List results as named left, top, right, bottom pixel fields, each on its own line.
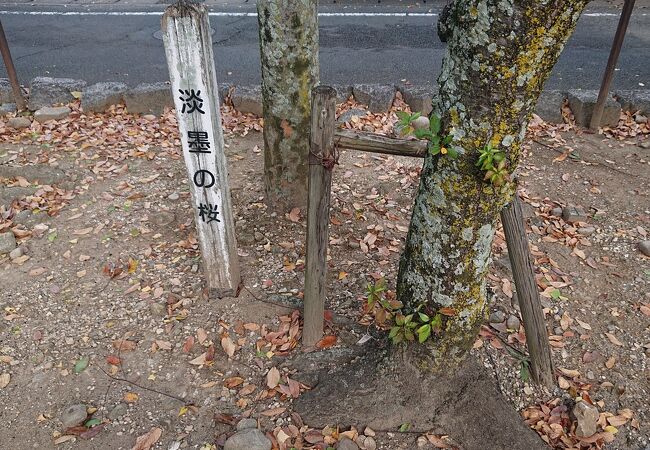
left=178, top=89, right=220, bottom=224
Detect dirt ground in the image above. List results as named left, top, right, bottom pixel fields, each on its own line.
left=0, top=101, right=649, bottom=450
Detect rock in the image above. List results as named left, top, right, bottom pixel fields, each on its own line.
left=7, top=117, right=31, bottom=129
left=149, top=303, right=167, bottom=317
left=223, top=428, right=272, bottom=450
left=34, top=106, right=71, bottom=123
left=0, top=165, right=66, bottom=186
left=81, top=82, right=128, bottom=113
left=231, top=86, right=263, bottom=116
left=577, top=226, right=596, bottom=236
left=12, top=210, right=33, bottom=225
left=412, top=116, right=430, bottom=130
left=640, top=141, right=650, bottom=150
left=9, top=247, right=23, bottom=260
left=353, top=84, right=395, bottom=113
left=330, top=84, right=353, bottom=104
left=108, top=403, right=128, bottom=420
left=0, top=232, right=17, bottom=254
left=363, top=436, right=377, bottom=450
left=167, top=192, right=180, bottom=201
left=535, top=90, right=566, bottom=123
left=28, top=77, right=86, bottom=111
left=337, top=108, right=368, bottom=124
left=635, top=114, right=648, bottom=124
left=236, top=418, right=257, bottom=431
left=124, top=82, right=173, bottom=116
left=60, top=404, right=88, bottom=428
left=551, top=207, right=563, bottom=217
left=506, top=315, right=521, bottom=330
left=0, top=78, right=13, bottom=104
left=567, top=90, right=621, bottom=128
left=254, top=231, right=264, bottom=242
left=562, top=205, right=587, bottom=223
left=488, top=310, right=506, bottom=324
left=0, top=103, right=17, bottom=116
left=336, top=438, right=359, bottom=450
left=573, top=401, right=599, bottom=438
left=638, top=240, right=650, bottom=257
left=616, top=90, right=650, bottom=115
left=397, top=84, right=435, bottom=115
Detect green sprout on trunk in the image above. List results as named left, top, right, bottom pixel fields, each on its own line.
left=396, top=112, right=458, bottom=159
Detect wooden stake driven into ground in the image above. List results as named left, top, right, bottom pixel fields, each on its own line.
left=303, top=86, right=337, bottom=347
left=161, top=2, right=240, bottom=297
left=500, top=195, right=554, bottom=386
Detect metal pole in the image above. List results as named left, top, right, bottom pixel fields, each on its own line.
left=590, top=0, right=635, bottom=130
left=0, top=20, right=26, bottom=111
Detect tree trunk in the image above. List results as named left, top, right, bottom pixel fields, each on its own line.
left=257, top=0, right=319, bottom=212
left=397, top=0, right=588, bottom=371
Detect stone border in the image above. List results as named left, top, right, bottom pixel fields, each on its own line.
left=1, top=77, right=649, bottom=127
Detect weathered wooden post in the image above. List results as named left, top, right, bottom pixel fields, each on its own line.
left=162, top=2, right=240, bottom=297
left=501, top=194, right=554, bottom=387
left=303, top=86, right=336, bottom=347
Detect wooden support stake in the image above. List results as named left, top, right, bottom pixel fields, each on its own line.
left=162, top=2, right=240, bottom=297
left=334, top=129, right=428, bottom=158
left=303, top=86, right=336, bottom=347
left=501, top=194, right=554, bottom=387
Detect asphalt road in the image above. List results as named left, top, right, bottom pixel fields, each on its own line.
left=1, top=0, right=649, bottom=90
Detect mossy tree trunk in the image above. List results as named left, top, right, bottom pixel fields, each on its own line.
left=257, top=0, right=319, bottom=212
left=396, top=0, right=589, bottom=371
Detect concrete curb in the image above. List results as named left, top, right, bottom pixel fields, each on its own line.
left=1, top=77, right=649, bottom=127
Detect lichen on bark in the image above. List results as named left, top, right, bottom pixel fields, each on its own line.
left=397, top=0, right=589, bottom=371
left=257, top=0, right=319, bottom=211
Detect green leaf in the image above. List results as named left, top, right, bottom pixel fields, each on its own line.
left=417, top=324, right=431, bottom=343
left=410, top=112, right=422, bottom=121
left=414, top=129, right=432, bottom=140
left=404, top=330, right=415, bottom=341
left=443, top=135, right=453, bottom=145
left=430, top=115, right=441, bottom=135
left=396, top=111, right=411, bottom=123
left=395, top=314, right=405, bottom=326
left=447, top=147, right=459, bottom=159
left=429, top=144, right=440, bottom=156
left=74, top=356, right=90, bottom=374
left=404, top=314, right=413, bottom=323
left=389, top=326, right=400, bottom=339
left=399, top=423, right=411, bottom=432
left=550, top=289, right=561, bottom=300
left=431, top=314, right=443, bottom=332
left=493, top=151, right=505, bottom=162
left=85, top=418, right=102, bottom=428
left=418, top=312, right=430, bottom=323
left=47, top=231, right=58, bottom=242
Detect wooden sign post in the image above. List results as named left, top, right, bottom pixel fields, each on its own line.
left=162, top=2, right=240, bottom=297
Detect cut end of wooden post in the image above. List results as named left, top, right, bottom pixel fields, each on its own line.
left=313, top=85, right=337, bottom=99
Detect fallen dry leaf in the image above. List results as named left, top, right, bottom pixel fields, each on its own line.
left=316, top=335, right=337, bottom=349
left=605, top=332, right=624, bottom=347
left=266, top=367, right=280, bottom=389
left=112, top=339, right=136, bottom=352
left=221, top=336, right=236, bottom=358
left=0, top=373, right=10, bottom=389
left=131, top=427, right=162, bottom=450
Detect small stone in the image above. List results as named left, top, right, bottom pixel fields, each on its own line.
left=81, top=81, right=127, bottom=113
left=412, top=116, right=430, bottom=131
left=28, top=76, right=86, bottom=110
left=108, top=403, right=128, bottom=420
left=236, top=418, right=257, bottom=431
left=363, top=436, right=377, bottom=450
left=336, top=438, right=359, bottom=450
left=223, top=428, right=271, bottom=450
left=364, top=427, right=376, bottom=437
left=254, top=232, right=264, bottom=242
left=535, top=90, right=566, bottom=123
left=562, top=205, right=588, bottom=223
left=7, top=117, right=31, bottom=129
left=149, top=303, right=167, bottom=317
left=9, top=247, right=23, bottom=260
left=554, top=326, right=563, bottom=335
left=639, top=141, right=650, bottom=149
left=488, top=310, right=506, bottom=323
left=638, top=240, right=650, bottom=257
left=123, top=82, right=173, bottom=116
left=60, top=404, right=88, bottom=428
left=573, top=401, right=599, bottom=438
left=568, top=90, right=621, bottom=128
left=231, top=86, right=262, bottom=116
left=551, top=207, right=563, bottom=217
left=167, top=193, right=180, bottom=201
left=0, top=231, right=17, bottom=254
left=578, top=226, right=596, bottom=236
left=506, top=315, right=520, bottom=330
left=34, top=106, right=71, bottom=123
left=635, top=114, right=648, bottom=124
left=397, top=84, right=435, bottom=115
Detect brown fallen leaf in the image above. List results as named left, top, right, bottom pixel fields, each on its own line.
left=112, top=339, right=136, bottom=352
left=260, top=407, right=286, bottom=417
left=266, top=367, right=280, bottom=389
left=182, top=336, right=195, bottom=353
left=224, top=377, right=244, bottom=388
left=131, top=427, right=162, bottom=450
left=221, top=336, right=236, bottom=358
left=105, top=355, right=121, bottom=366
left=124, top=392, right=139, bottom=403
left=605, top=357, right=616, bottom=369
left=0, top=373, right=10, bottom=389
left=315, top=335, right=337, bottom=349
left=286, top=208, right=300, bottom=223
left=197, top=328, right=208, bottom=344
left=605, top=332, right=624, bottom=346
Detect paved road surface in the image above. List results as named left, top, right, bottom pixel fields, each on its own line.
left=1, top=0, right=649, bottom=90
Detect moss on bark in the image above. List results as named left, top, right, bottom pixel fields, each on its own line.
left=257, top=0, right=319, bottom=211
left=397, top=0, right=588, bottom=371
